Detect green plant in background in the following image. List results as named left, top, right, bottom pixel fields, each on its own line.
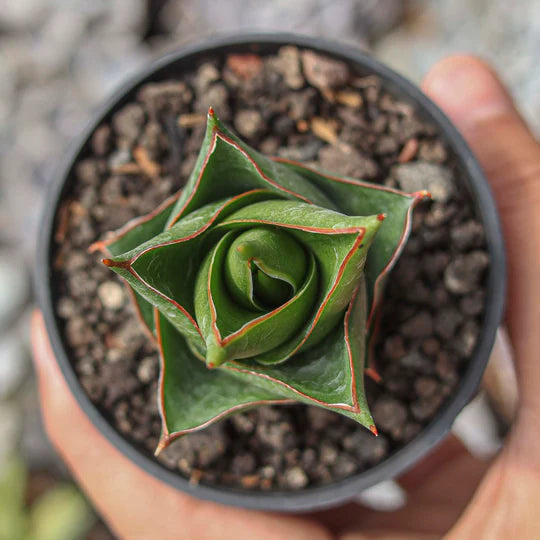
left=95, top=109, right=428, bottom=452
left=0, top=457, right=94, bottom=540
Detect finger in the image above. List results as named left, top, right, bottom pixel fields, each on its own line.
left=31, top=311, right=331, bottom=540
left=422, top=56, right=540, bottom=429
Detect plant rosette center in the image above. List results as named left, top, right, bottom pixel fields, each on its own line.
left=93, top=109, right=429, bottom=453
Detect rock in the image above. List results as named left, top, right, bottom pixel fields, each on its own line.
left=101, top=359, right=140, bottom=406
left=76, top=158, right=102, bottom=184
left=373, top=396, right=407, bottom=438
left=422, top=251, right=450, bottom=281
left=306, top=406, right=335, bottom=431
left=454, top=319, right=480, bottom=358
left=283, top=88, right=317, bottom=120
left=225, top=54, right=263, bottom=80
left=107, top=149, right=131, bottom=171
left=97, top=280, right=125, bottom=310
left=65, top=316, right=93, bottom=347
left=230, top=413, right=255, bottom=434
left=272, top=46, right=304, bottom=89
left=140, top=121, right=165, bottom=160
left=451, top=220, right=485, bottom=251
left=343, top=431, right=389, bottom=464
left=444, top=251, right=489, bottom=295
left=137, top=356, right=157, bottom=384
left=284, top=466, right=308, bottom=489
left=112, top=103, right=145, bottom=144
left=375, top=135, right=400, bottom=154
left=231, top=453, right=256, bottom=475
left=434, top=307, right=464, bottom=340
left=319, top=441, right=338, bottom=465
left=137, top=81, right=192, bottom=117
left=400, top=310, right=434, bottom=338
left=193, top=62, right=220, bottom=93
left=318, top=145, right=379, bottom=179
left=424, top=201, right=456, bottom=227
left=414, top=377, right=440, bottom=398
left=234, top=109, right=263, bottom=139
left=332, top=455, right=357, bottom=478
left=418, top=140, right=447, bottom=163
left=301, top=50, right=349, bottom=90
left=400, top=350, right=433, bottom=372
left=421, top=337, right=440, bottom=357
left=460, top=290, right=486, bottom=316
left=411, top=395, right=444, bottom=421
left=90, top=124, right=111, bottom=156
left=194, top=82, right=229, bottom=118
left=0, top=251, right=29, bottom=328
left=383, top=334, right=406, bottom=360
left=0, top=333, right=27, bottom=398
left=277, top=139, right=322, bottom=162
left=436, top=351, right=459, bottom=384
left=393, top=161, right=454, bottom=202
left=256, top=421, right=294, bottom=451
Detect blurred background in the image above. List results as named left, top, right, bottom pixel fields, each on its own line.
left=0, top=0, right=536, bottom=538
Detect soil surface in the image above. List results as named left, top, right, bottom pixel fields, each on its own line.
left=52, top=46, right=488, bottom=491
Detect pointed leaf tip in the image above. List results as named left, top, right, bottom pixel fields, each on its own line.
left=208, top=106, right=215, bottom=117
left=206, top=341, right=228, bottom=368
left=415, top=190, right=432, bottom=200
left=377, top=213, right=386, bottom=222
left=369, top=425, right=379, bottom=436
left=102, top=258, right=129, bottom=269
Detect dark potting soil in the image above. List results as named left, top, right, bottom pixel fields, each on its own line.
left=52, top=46, right=488, bottom=491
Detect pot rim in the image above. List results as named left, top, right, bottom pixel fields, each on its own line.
left=35, top=32, right=506, bottom=513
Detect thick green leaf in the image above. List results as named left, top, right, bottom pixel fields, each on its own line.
left=165, top=110, right=337, bottom=228
left=101, top=110, right=426, bottom=442
left=217, top=200, right=383, bottom=363
left=156, top=312, right=289, bottom=450
left=92, top=191, right=181, bottom=336
left=194, top=232, right=319, bottom=366
left=225, top=277, right=374, bottom=429
left=104, top=191, right=283, bottom=349
left=224, top=227, right=307, bottom=310
left=275, top=159, right=427, bottom=325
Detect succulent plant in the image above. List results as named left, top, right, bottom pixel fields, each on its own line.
left=93, top=108, right=428, bottom=453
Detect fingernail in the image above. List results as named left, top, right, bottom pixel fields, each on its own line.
left=423, top=55, right=515, bottom=130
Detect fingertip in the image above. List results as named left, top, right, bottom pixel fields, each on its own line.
left=422, top=54, right=516, bottom=130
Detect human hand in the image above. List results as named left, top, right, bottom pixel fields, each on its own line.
left=32, top=55, right=540, bottom=539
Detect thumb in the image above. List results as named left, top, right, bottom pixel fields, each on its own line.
left=422, top=56, right=540, bottom=423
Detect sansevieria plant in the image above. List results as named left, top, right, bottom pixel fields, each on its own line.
left=92, top=108, right=429, bottom=453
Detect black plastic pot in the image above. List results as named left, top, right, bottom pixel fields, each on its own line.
left=36, top=33, right=506, bottom=513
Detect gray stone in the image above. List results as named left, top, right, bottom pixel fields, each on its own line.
left=0, top=251, right=29, bottom=329
left=97, top=280, right=125, bottom=310
left=393, top=161, right=454, bottom=202
left=234, top=109, right=263, bottom=139
left=400, top=310, right=434, bottom=338
left=284, top=466, right=308, bottom=489
left=0, top=333, right=28, bottom=399
left=444, top=252, right=489, bottom=295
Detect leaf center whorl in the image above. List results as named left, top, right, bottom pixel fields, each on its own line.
left=224, top=227, right=307, bottom=310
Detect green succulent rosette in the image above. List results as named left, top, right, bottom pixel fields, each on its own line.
left=94, top=109, right=428, bottom=452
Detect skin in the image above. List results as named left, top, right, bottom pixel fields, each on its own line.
left=32, top=55, right=540, bottom=539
